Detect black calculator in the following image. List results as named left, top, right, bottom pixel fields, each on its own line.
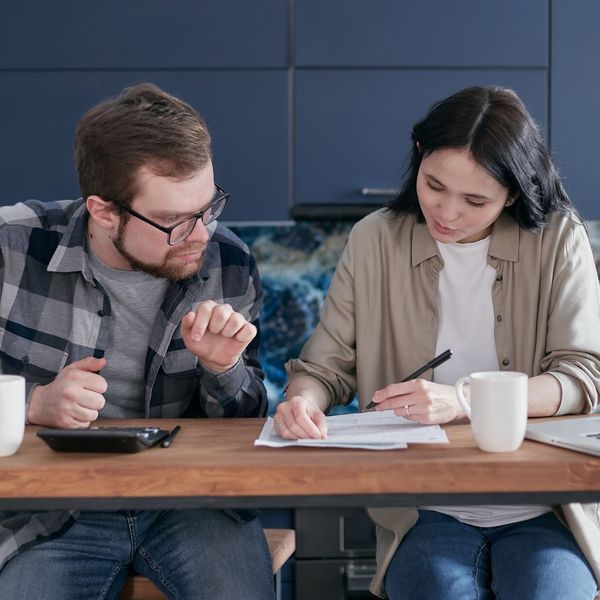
left=37, top=426, right=170, bottom=453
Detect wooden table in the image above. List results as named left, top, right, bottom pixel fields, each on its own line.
left=1, top=418, right=599, bottom=510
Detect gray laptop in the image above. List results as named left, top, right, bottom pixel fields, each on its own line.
left=526, top=416, right=600, bottom=457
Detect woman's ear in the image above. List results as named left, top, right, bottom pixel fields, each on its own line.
left=416, top=140, right=422, bottom=153
left=505, top=193, right=519, bottom=207
left=86, top=195, right=119, bottom=231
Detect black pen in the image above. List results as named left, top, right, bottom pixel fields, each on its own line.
left=365, top=349, right=453, bottom=410
left=161, top=425, right=181, bottom=448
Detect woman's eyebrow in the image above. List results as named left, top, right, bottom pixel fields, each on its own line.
left=464, top=191, right=493, bottom=201
left=424, top=172, right=492, bottom=201
left=423, top=173, right=445, bottom=186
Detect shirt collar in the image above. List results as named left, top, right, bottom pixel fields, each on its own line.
left=488, top=210, right=520, bottom=262
left=411, top=218, right=438, bottom=267
left=47, top=199, right=91, bottom=276
left=411, top=210, right=520, bottom=267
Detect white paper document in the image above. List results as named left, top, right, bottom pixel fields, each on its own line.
left=255, top=409, right=449, bottom=450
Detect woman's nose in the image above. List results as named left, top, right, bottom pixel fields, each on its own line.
left=438, top=198, right=460, bottom=223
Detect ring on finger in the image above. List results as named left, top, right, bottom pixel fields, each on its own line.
left=405, top=405, right=410, bottom=417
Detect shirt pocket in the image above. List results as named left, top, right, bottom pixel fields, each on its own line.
left=0, top=326, right=69, bottom=383
left=153, top=349, right=201, bottom=417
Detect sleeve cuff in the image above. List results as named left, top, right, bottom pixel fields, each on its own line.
left=547, top=371, right=587, bottom=415
left=24, top=382, right=39, bottom=425
left=201, top=358, right=246, bottom=399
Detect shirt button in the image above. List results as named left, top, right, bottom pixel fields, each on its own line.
left=502, top=358, right=510, bottom=367
left=21, top=355, right=29, bottom=364
left=97, top=309, right=104, bottom=317
left=496, top=275, right=503, bottom=282
left=496, top=315, right=503, bottom=322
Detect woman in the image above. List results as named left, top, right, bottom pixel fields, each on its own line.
left=275, top=86, right=600, bottom=599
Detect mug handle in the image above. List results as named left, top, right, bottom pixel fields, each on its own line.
left=455, top=376, right=471, bottom=420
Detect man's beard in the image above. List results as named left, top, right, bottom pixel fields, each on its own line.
left=112, top=220, right=205, bottom=281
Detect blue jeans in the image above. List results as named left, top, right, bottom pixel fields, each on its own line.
left=385, top=510, right=596, bottom=600
left=0, top=509, right=275, bottom=600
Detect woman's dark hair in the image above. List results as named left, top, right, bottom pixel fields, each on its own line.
left=388, top=86, right=574, bottom=229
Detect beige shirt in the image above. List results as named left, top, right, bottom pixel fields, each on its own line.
left=286, top=208, right=600, bottom=597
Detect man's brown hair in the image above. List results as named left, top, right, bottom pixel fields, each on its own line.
left=74, top=83, right=212, bottom=206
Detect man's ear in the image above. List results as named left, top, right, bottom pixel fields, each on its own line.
left=86, top=195, right=119, bottom=231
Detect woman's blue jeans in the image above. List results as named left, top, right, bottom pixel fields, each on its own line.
left=0, top=509, right=275, bottom=599
left=385, top=510, right=596, bottom=600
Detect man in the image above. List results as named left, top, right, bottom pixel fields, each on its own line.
left=0, top=83, right=274, bottom=599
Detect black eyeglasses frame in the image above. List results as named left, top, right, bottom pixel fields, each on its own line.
left=111, top=184, right=229, bottom=246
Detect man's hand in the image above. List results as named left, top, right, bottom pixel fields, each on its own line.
left=27, top=356, right=107, bottom=428
left=180, top=301, right=257, bottom=372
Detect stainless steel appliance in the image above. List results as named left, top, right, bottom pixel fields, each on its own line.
left=295, top=508, right=378, bottom=599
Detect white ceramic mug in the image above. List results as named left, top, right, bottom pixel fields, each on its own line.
left=455, top=371, right=528, bottom=452
left=0, top=375, right=26, bottom=457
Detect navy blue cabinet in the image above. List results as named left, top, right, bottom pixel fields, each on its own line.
left=295, top=0, right=548, bottom=67
left=0, top=71, right=290, bottom=220
left=295, top=70, right=547, bottom=205
left=293, top=0, right=552, bottom=211
left=550, top=0, right=600, bottom=218
left=0, top=2, right=598, bottom=219
left=0, top=1, right=288, bottom=68
left=0, top=0, right=290, bottom=220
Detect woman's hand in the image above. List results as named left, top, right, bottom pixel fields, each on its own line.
left=273, top=394, right=328, bottom=439
left=370, top=379, right=467, bottom=424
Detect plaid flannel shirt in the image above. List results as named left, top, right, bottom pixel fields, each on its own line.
left=0, top=198, right=267, bottom=569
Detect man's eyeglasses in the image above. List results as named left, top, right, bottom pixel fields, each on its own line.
left=115, top=184, right=229, bottom=245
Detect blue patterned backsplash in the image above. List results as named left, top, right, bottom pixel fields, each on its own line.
left=229, top=221, right=355, bottom=414
left=230, top=219, right=600, bottom=415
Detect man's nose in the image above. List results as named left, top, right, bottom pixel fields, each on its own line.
left=186, top=218, right=210, bottom=243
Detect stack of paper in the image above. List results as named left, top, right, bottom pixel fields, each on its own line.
left=255, top=409, right=449, bottom=450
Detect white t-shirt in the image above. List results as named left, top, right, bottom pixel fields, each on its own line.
left=422, top=237, right=550, bottom=527
left=433, top=236, right=497, bottom=383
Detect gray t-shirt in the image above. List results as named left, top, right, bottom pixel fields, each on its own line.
left=88, top=251, right=169, bottom=418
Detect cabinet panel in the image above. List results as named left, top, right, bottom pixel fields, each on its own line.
left=0, top=71, right=289, bottom=221
left=0, top=1, right=287, bottom=68
left=550, top=0, right=600, bottom=219
left=296, top=0, right=548, bottom=67
left=295, top=70, right=547, bottom=205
